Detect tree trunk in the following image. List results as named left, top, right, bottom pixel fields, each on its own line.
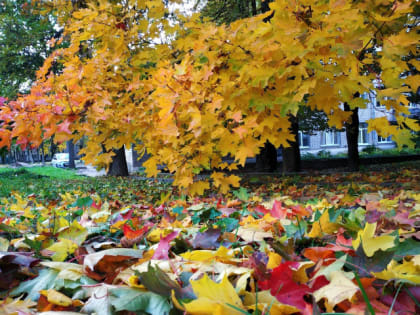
left=50, top=137, right=57, bottom=161
left=282, top=114, right=301, bottom=173
left=66, top=140, right=76, bottom=168
left=251, top=0, right=257, bottom=15
left=27, top=149, right=33, bottom=163
left=107, top=146, right=129, bottom=176
left=41, top=141, right=45, bottom=165
left=256, top=141, right=277, bottom=172
left=261, top=0, right=270, bottom=13
left=344, top=104, right=360, bottom=171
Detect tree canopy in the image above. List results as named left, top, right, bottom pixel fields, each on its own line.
left=0, top=0, right=419, bottom=193
left=0, top=0, right=58, bottom=99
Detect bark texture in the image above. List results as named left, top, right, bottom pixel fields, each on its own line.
left=107, top=146, right=129, bottom=176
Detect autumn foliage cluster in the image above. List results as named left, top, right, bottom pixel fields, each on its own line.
left=0, top=0, right=419, bottom=193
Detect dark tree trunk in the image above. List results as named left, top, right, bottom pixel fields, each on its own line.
left=261, top=0, right=270, bottom=13
left=251, top=0, right=257, bottom=15
left=50, top=137, right=57, bottom=161
left=282, top=114, right=301, bottom=173
left=344, top=104, right=360, bottom=171
left=107, top=146, right=129, bottom=176
left=66, top=140, right=76, bottom=169
left=256, top=141, right=277, bottom=172
left=41, top=141, right=45, bottom=165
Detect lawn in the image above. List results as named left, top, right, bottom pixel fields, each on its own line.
left=0, top=162, right=419, bottom=314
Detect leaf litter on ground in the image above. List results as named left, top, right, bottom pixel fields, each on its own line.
left=0, top=162, right=419, bottom=314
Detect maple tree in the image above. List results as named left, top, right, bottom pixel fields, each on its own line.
left=0, top=0, right=419, bottom=193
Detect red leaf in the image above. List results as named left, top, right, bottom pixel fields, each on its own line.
left=152, top=231, right=179, bottom=260
left=258, top=261, right=312, bottom=310
left=57, top=120, right=72, bottom=134
left=123, top=224, right=149, bottom=240
left=303, top=247, right=335, bottom=264
left=271, top=200, right=287, bottom=219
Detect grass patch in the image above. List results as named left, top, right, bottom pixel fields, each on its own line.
left=0, top=167, right=82, bottom=200
left=25, top=166, right=81, bottom=180
left=0, top=166, right=172, bottom=203
left=0, top=166, right=81, bottom=179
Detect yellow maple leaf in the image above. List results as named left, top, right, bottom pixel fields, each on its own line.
left=307, top=210, right=340, bottom=238
left=352, top=222, right=396, bottom=257
left=181, top=274, right=245, bottom=315
left=392, top=129, right=416, bottom=150
left=372, top=258, right=420, bottom=284
left=46, top=239, right=78, bottom=262
left=211, top=173, right=241, bottom=194
left=58, top=220, right=88, bottom=246
left=180, top=246, right=233, bottom=263
left=367, top=117, right=398, bottom=138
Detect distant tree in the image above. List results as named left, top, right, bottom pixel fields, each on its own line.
left=0, top=0, right=58, bottom=99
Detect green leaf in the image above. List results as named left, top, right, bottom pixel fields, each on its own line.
left=198, top=54, right=209, bottom=64
left=137, top=264, right=195, bottom=299
left=110, top=287, right=171, bottom=315
left=233, top=187, right=249, bottom=201
left=394, top=238, right=420, bottom=257
left=11, top=268, right=59, bottom=301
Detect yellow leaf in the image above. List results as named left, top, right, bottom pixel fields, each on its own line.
left=147, top=228, right=173, bottom=242
left=313, top=271, right=359, bottom=309
left=40, top=289, right=73, bottom=307
left=243, top=290, right=300, bottom=315
left=392, top=129, right=416, bottom=150
left=307, top=210, right=340, bottom=238
left=182, top=274, right=245, bottom=315
left=367, top=117, right=398, bottom=137
left=189, top=181, right=210, bottom=195
left=293, top=261, right=315, bottom=283
left=211, top=173, right=241, bottom=194
left=58, top=220, right=88, bottom=246
left=352, top=222, right=396, bottom=257
left=267, top=252, right=282, bottom=269
left=372, top=259, right=420, bottom=284
left=46, top=239, right=78, bottom=262
left=180, top=246, right=233, bottom=263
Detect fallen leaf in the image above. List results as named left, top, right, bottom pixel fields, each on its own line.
left=180, top=274, right=245, bottom=315
left=352, top=222, right=396, bottom=257
left=313, top=271, right=359, bottom=310
left=258, top=261, right=312, bottom=310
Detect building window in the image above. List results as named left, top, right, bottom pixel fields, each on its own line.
left=378, top=135, right=392, bottom=143
left=298, top=131, right=310, bottom=148
left=358, top=124, right=369, bottom=145
left=321, top=131, right=340, bottom=146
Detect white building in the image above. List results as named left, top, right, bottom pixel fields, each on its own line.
left=298, top=92, right=419, bottom=155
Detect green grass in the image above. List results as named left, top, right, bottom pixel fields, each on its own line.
left=0, top=166, right=81, bottom=180
left=0, top=166, right=172, bottom=204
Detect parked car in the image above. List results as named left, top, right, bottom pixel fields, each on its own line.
left=51, top=153, right=70, bottom=168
